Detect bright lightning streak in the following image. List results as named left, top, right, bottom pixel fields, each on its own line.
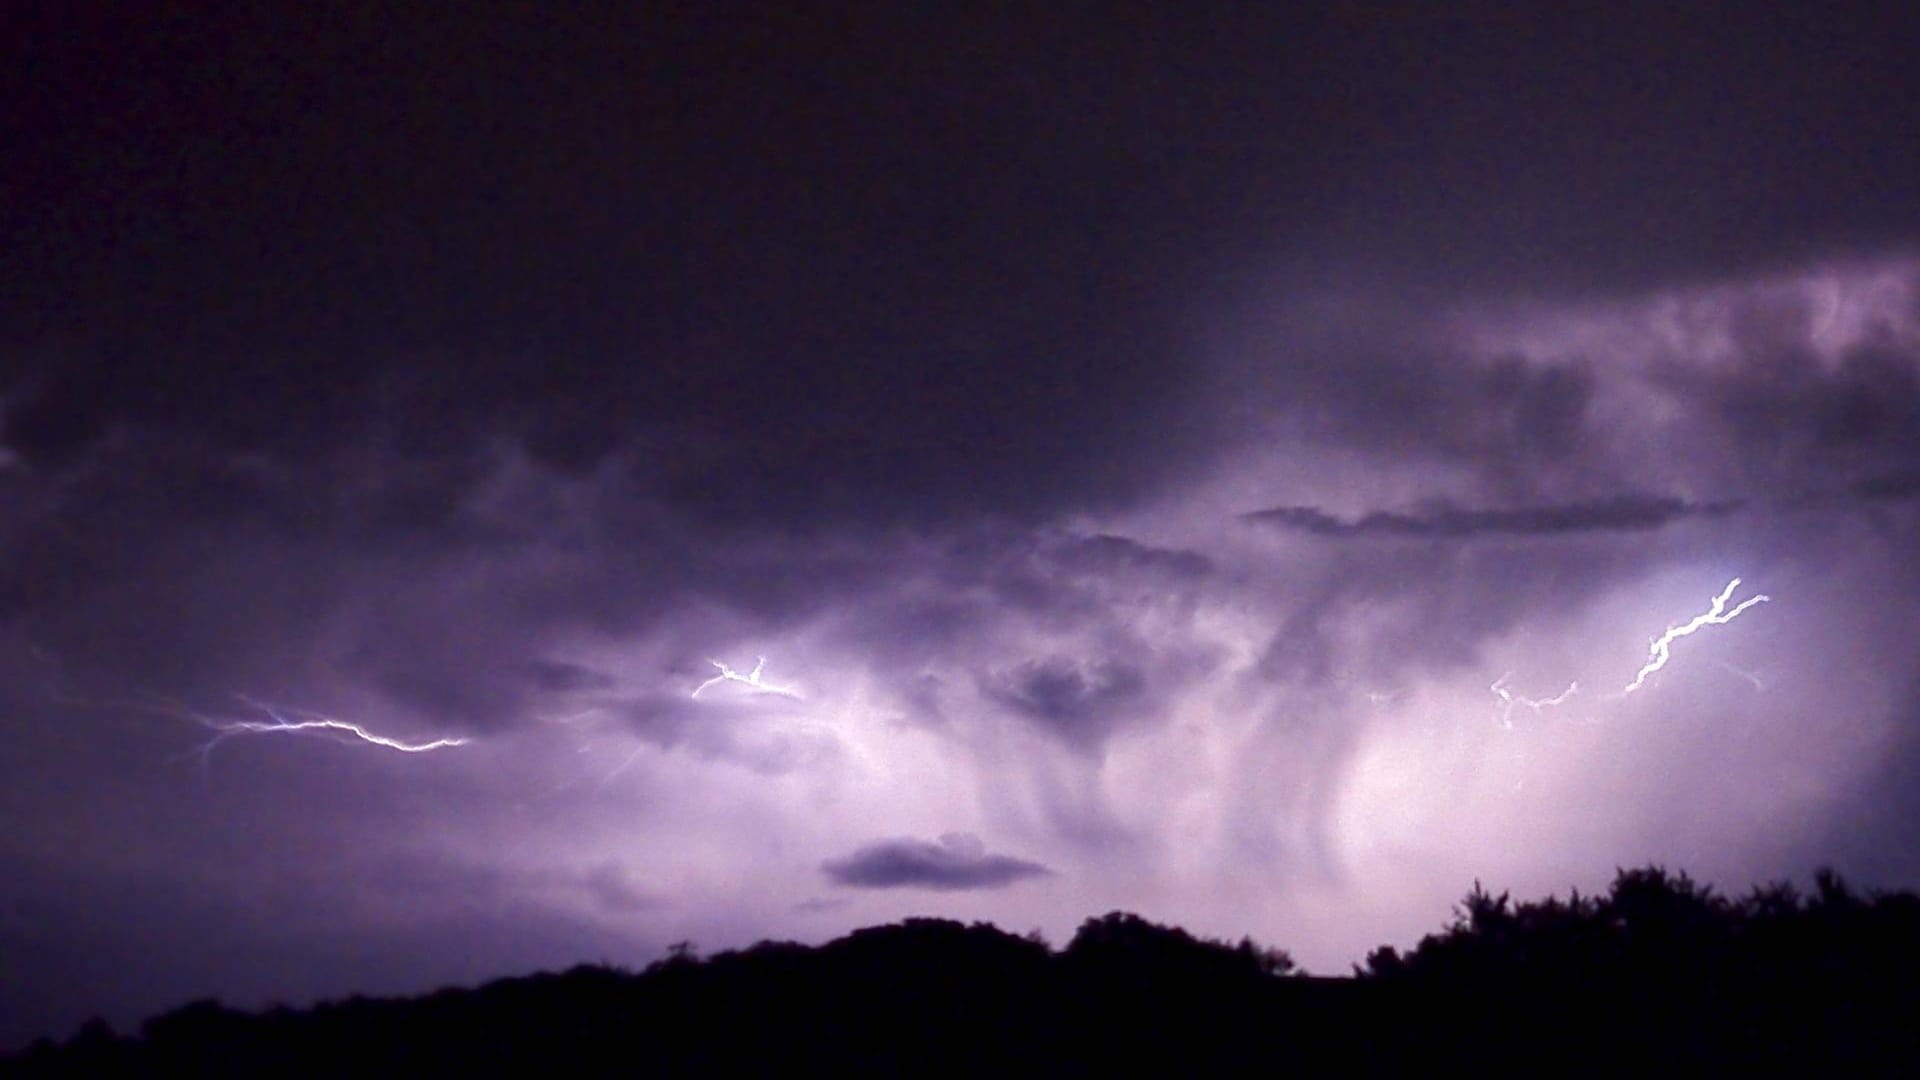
left=1490, top=673, right=1579, bottom=727
left=31, top=673, right=471, bottom=763
left=1623, top=577, right=1769, bottom=694
left=691, top=656, right=799, bottom=700
left=198, top=696, right=469, bottom=754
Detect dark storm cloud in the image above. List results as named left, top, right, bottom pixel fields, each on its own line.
left=1293, top=6, right=1920, bottom=296
left=821, top=834, right=1052, bottom=891
left=4, top=0, right=1920, bottom=1054
left=816, top=526, right=1216, bottom=689
left=8, top=5, right=1916, bottom=530
left=1692, top=342, right=1920, bottom=477
left=0, top=451, right=646, bottom=735
left=0, top=419, right=904, bottom=739
left=1620, top=283, right=1920, bottom=507
left=1856, top=472, right=1920, bottom=502
left=3, top=5, right=1232, bottom=530
left=1244, top=531, right=1700, bottom=688
left=1245, top=494, right=1742, bottom=539
left=995, top=532, right=1217, bottom=612
left=1370, top=354, right=1598, bottom=467
left=1204, top=294, right=1607, bottom=492
left=522, top=660, right=616, bottom=695
left=981, top=658, right=1151, bottom=752
left=781, top=525, right=1227, bottom=761
left=1048, top=534, right=1214, bottom=580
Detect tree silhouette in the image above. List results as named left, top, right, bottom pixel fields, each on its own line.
left=5, top=865, right=1916, bottom=1077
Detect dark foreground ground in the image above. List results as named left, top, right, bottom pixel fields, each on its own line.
left=7, top=867, right=1918, bottom=1077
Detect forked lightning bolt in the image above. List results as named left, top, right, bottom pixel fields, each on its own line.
left=691, top=656, right=799, bottom=699
left=33, top=669, right=471, bottom=761
left=1623, top=577, right=1769, bottom=694
left=1491, top=673, right=1579, bottom=727
left=196, top=696, right=469, bottom=754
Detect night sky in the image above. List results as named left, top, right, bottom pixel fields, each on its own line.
left=6, top=3, right=1920, bottom=1049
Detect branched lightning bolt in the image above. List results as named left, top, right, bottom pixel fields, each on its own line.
left=691, top=656, right=799, bottom=699
left=195, top=695, right=469, bottom=754
left=1623, top=577, right=1769, bottom=694
left=1490, top=673, right=1579, bottom=727
left=27, top=661, right=470, bottom=763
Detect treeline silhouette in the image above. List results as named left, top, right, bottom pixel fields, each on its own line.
left=7, top=866, right=1918, bottom=1076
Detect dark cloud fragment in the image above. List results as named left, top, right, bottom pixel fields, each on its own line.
left=1653, top=305, right=1920, bottom=487
left=1245, top=494, right=1740, bottom=539
left=1048, top=534, right=1213, bottom=580
left=1855, top=471, right=1920, bottom=502
left=981, top=658, right=1150, bottom=752
left=1214, top=297, right=1604, bottom=478
left=821, top=834, right=1051, bottom=892
left=521, top=660, right=614, bottom=695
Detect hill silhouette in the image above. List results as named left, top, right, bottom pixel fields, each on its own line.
left=6, top=866, right=1917, bottom=1076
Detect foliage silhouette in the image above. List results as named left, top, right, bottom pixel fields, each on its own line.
left=5, top=866, right=1918, bottom=1076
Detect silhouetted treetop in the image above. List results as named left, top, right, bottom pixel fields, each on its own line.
left=6, top=866, right=1916, bottom=1077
